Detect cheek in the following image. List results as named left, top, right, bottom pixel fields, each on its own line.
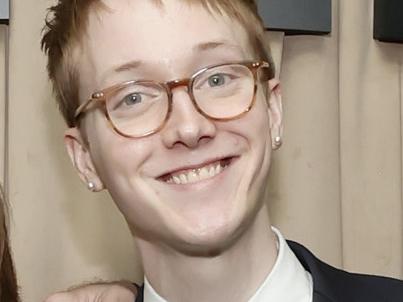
left=237, top=95, right=272, bottom=178
left=91, top=135, right=162, bottom=230
left=88, top=125, right=155, bottom=191
left=232, top=95, right=271, bottom=149
left=252, top=98, right=273, bottom=168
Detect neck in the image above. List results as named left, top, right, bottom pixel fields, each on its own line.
left=136, top=206, right=277, bottom=302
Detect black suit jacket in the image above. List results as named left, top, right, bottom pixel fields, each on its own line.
left=135, top=240, right=403, bottom=301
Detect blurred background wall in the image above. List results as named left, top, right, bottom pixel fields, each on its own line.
left=0, top=0, right=402, bottom=301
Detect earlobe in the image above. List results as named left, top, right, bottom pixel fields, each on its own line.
left=64, top=127, right=104, bottom=192
left=267, top=79, right=283, bottom=150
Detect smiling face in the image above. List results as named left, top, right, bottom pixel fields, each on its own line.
left=65, top=0, right=282, bottom=255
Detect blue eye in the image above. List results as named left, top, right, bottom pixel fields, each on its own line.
left=123, top=93, right=142, bottom=106
left=208, top=74, right=226, bottom=87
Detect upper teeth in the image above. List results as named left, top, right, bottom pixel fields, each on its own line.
left=166, top=161, right=227, bottom=185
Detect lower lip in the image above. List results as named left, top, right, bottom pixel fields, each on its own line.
left=160, top=157, right=238, bottom=188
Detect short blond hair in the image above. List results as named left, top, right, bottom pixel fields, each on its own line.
left=41, top=0, right=275, bottom=127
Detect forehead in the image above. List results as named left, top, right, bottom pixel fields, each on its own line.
left=78, top=0, right=252, bottom=89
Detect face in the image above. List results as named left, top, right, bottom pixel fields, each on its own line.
left=65, top=0, right=282, bottom=254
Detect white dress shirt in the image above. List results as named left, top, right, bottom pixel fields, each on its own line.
left=144, top=227, right=313, bottom=302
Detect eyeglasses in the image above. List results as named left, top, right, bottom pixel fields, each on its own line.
left=74, top=61, right=271, bottom=138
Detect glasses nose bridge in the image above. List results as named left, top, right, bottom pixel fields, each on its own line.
left=165, top=77, right=197, bottom=111
left=165, top=78, right=192, bottom=94
left=164, top=76, right=207, bottom=124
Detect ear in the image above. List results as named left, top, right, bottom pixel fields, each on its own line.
left=267, top=79, right=283, bottom=150
left=64, top=127, right=104, bottom=192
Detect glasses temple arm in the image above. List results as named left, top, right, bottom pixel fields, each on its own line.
left=74, top=98, right=95, bottom=120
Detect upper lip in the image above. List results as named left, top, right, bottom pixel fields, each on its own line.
left=156, top=155, right=238, bottom=179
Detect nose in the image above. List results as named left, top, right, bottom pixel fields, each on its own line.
left=161, top=88, right=216, bottom=149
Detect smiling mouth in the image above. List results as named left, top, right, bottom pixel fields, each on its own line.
left=159, top=157, right=234, bottom=185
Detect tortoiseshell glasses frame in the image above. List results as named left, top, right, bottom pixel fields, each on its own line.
left=74, top=61, right=271, bottom=138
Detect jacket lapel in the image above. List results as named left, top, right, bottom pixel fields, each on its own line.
left=135, top=285, right=144, bottom=302
left=287, top=241, right=337, bottom=302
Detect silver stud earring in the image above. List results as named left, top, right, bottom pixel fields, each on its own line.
left=274, top=136, right=282, bottom=148
left=87, top=181, right=95, bottom=192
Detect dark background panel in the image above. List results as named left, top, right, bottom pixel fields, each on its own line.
left=374, top=0, right=403, bottom=43
left=257, top=0, right=332, bottom=35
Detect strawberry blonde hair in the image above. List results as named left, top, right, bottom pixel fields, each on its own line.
left=41, top=0, right=275, bottom=127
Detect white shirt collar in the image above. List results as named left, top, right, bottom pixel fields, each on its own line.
left=144, top=227, right=313, bottom=302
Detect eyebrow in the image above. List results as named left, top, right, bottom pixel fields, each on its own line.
left=114, top=60, right=143, bottom=73
left=193, top=40, right=242, bottom=52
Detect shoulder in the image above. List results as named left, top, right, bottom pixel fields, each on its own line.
left=287, top=240, right=403, bottom=302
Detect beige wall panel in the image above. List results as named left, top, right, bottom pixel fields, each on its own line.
left=8, top=1, right=141, bottom=301
left=0, top=25, right=6, bottom=186
left=339, top=0, right=403, bottom=277
left=267, top=0, right=342, bottom=268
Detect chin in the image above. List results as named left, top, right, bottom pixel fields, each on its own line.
left=169, top=228, right=241, bottom=257
left=165, top=198, right=262, bottom=257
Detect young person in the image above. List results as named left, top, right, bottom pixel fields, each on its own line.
left=41, top=1, right=403, bottom=301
